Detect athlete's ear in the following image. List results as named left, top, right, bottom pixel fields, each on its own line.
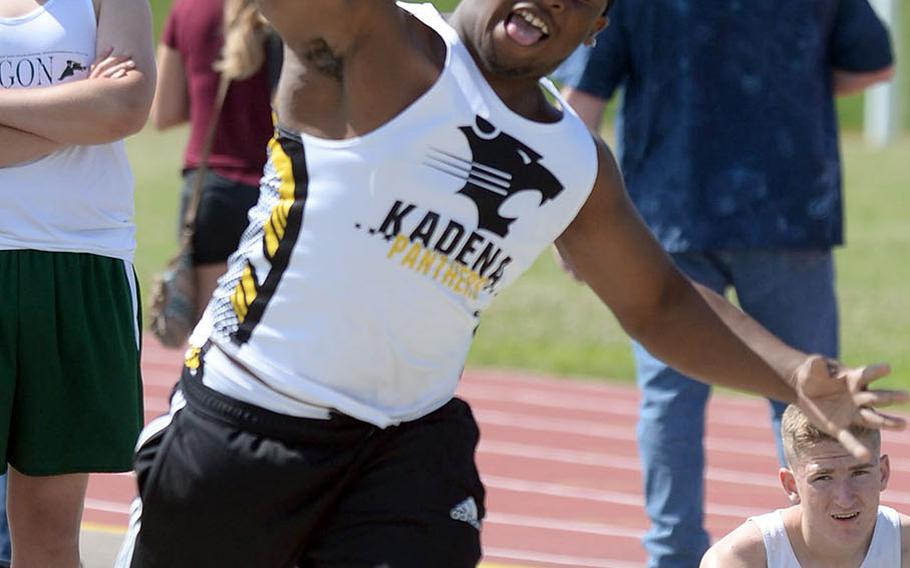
left=780, top=467, right=800, bottom=504
left=583, top=17, right=607, bottom=48
left=880, top=454, right=891, bottom=492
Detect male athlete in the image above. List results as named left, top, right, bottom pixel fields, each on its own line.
left=117, top=1, right=904, bottom=566
left=0, top=0, right=154, bottom=566
left=701, top=404, right=910, bottom=567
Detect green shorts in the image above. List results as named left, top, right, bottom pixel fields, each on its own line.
left=0, top=250, right=144, bottom=475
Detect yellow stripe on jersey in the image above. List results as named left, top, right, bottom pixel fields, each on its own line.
left=229, top=132, right=308, bottom=343
left=184, top=346, right=202, bottom=370
left=230, top=263, right=258, bottom=323
left=264, top=136, right=297, bottom=260
left=228, top=135, right=299, bottom=323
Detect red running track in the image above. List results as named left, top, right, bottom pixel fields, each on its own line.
left=84, top=339, right=910, bottom=567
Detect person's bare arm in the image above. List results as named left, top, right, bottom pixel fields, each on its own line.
left=557, top=139, right=802, bottom=401
left=557, top=138, right=906, bottom=458
left=0, top=126, right=61, bottom=168
left=833, top=65, right=895, bottom=96
left=150, top=44, right=189, bottom=130
left=0, top=52, right=137, bottom=166
left=0, top=0, right=155, bottom=144
left=562, top=87, right=608, bottom=133
left=699, top=522, right=766, bottom=568
left=554, top=87, right=609, bottom=279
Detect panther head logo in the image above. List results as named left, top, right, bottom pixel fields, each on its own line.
left=59, top=60, right=87, bottom=81
left=426, top=116, right=563, bottom=238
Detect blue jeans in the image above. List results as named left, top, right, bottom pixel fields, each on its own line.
left=0, top=473, right=9, bottom=565
left=635, top=250, right=838, bottom=568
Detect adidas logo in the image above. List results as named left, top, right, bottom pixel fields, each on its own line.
left=449, top=496, right=481, bottom=530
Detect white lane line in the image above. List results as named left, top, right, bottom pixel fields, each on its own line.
left=484, top=547, right=642, bottom=568
left=484, top=475, right=764, bottom=520
left=462, top=384, right=910, bottom=443
left=475, top=409, right=779, bottom=456
left=487, top=512, right=644, bottom=540
left=479, top=439, right=780, bottom=488
left=479, top=438, right=910, bottom=504
left=462, top=384, right=768, bottom=428
left=84, top=498, right=132, bottom=515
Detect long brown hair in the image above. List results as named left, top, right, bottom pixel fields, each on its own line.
left=214, top=0, right=270, bottom=80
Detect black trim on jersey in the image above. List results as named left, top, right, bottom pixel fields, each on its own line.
left=232, top=133, right=309, bottom=344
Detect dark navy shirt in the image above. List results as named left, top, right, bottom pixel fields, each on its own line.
left=556, top=0, right=893, bottom=252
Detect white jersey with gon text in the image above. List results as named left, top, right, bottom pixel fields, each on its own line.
left=193, top=2, right=600, bottom=427
left=0, top=0, right=136, bottom=262
left=749, top=506, right=902, bottom=567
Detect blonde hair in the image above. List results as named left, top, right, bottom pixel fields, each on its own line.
left=781, top=404, right=880, bottom=467
left=215, top=0, right=270, bottom=81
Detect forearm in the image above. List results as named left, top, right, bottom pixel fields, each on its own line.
left=627, top=278, right=803, bottom=402
left=0, top=73, right=152, bottom=145
left=0, top=125, right=63, bottom=168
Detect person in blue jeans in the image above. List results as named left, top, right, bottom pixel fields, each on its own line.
left=554, top=1, right=895, bottom=566
left=0, top=473, right=9, bottom=568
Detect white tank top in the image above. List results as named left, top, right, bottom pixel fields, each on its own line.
left=192, top=2, right=599, bottom=426
left=0, top=0, right=136, bottom=262
left=750, top=506, right=902, bottom=567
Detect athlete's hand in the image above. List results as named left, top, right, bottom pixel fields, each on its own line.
left=89, top=47, right=136, bottom=80
left=795, top=356, right=907, bottom=460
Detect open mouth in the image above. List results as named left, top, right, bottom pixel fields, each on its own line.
left=505, top=8, right=551, bottom=47
left=831, top=512, right=860, bottom=521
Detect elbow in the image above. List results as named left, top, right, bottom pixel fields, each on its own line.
left=108, top=82, right=155, bottom=139
left=149, top=97, right=185, bottom=131
left=104, top=99, right=151, bottom=140
left=150, top=113, right=182, bottom=131
left=615, top=289, right=680, bottom=344
left=614, top=275, right=693, bottom=347
left=150, top=114, right=170, bottom=131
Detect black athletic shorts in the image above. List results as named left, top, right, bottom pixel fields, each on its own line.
left=178, top=169, right=260, bottom=266
left=118, top=367, right=485, bottom=568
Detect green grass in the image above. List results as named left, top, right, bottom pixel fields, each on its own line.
left=134, top=1, right=909, bottom=391
left=129, top=127, right=188, bottom=294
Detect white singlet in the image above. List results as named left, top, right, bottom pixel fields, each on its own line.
left=749, top=506, right=902, bottom=567
left=0, top=0, right=136, bottom=262
left=192, top=1, right=600, bottom=427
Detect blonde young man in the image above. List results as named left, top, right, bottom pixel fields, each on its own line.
left=702, top=404, right=910, bottom=567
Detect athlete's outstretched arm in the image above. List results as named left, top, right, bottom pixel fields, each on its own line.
left=0, top=0, right=155, bottom=145
left=556, top=138, right=907, bottom=459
